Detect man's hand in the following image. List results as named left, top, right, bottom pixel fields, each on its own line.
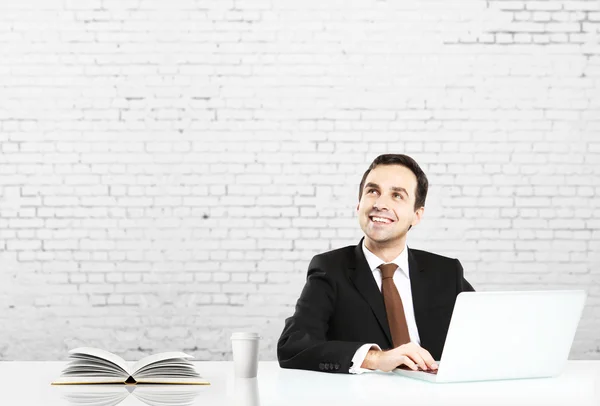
left=361, top=342, right=438, bottom=372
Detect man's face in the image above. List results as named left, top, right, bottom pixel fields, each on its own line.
left=357, top=164, right=424, bottom=247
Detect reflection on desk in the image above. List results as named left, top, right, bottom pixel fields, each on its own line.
left=58, top=385, right=204, bottom=406
left=58, top=379, right=260, bottom=406
left=232, top=378, right=259, bottom=406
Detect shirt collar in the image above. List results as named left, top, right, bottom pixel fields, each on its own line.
left=361, top=240, right=410, bottom=279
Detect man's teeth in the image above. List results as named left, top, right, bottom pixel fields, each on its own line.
left=372, top=217, right=391, bottom=223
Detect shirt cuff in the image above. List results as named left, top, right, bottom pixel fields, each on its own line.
left=349, top=343, right=381, bottom=374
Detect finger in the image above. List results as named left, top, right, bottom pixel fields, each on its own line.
left=417, top=347, right=438, bottom=369
left=396, top=345, right=427, bottom=370
left=399, top=355, right=418, bottom=371
left=405, top=350, right=427, bottom=371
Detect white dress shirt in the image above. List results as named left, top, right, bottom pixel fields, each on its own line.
left=349, top=241, right=421, bottom=374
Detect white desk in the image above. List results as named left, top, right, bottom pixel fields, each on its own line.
left=0, top=361, right=598, bottom=406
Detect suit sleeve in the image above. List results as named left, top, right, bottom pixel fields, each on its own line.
left=455, top=259, right=475, bottom=293
left=277, top=256, right=365, bottom=373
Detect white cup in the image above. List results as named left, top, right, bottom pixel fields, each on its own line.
left=231, top=332, right=260, bottom=378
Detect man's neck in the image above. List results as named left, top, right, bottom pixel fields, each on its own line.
left=364, top=238, right=406, bottom=263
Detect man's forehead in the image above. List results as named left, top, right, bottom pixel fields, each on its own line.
left=365, top=165, right=417, bottom=188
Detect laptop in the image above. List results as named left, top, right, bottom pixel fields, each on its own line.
left=393, top=290, right=586, bottom=383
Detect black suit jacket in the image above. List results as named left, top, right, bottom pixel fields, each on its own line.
left=277, top=240, right=474, bottom=373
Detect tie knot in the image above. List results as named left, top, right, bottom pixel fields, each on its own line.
left=379, top=263, right=398, bottom=279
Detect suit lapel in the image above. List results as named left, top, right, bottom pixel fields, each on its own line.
left=348, top=241, right=393, bottom=347
left=408, top=247, right=428, bottom=341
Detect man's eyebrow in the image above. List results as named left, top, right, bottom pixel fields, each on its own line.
left=390, top=186, right=409, bottom=196
left=364, top=183, right=409, bottom=197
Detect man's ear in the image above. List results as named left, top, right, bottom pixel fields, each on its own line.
left=411, top=206, right=425, bottom=227
left=356, top=203, right=360, bottom=212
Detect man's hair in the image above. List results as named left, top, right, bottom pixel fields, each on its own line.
left=358, top=154, right=429, bottom=210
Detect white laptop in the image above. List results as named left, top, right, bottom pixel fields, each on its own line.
left=393, top=290, right=586, bottom=383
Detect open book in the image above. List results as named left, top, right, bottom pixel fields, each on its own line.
left=51, top=347, right=209, bottom=385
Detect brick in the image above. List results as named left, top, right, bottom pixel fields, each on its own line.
left=564, top=1, right=600, bottom=11
left=526, top=1, right=562, bottom=11
left=6, top=240, right=42, bottom=250
left=545, top=22, right=581, bottom=32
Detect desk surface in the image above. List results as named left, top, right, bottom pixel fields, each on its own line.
left=0, top=361, right=599, bottom=406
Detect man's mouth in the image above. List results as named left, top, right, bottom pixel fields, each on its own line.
left=369, top=216, right=394, bottom=224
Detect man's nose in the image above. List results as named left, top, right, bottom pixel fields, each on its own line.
left=373, top=196, right=390, bottom=211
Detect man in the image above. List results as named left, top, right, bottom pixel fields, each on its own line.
left=277, top=154, right=474, bottom=374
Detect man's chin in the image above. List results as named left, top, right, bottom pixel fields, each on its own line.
left=365, top=233, right=393, bottom=244
left=364, top=230, right=407, bottom=245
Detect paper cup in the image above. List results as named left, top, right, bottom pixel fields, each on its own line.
left=231, top=332, right=260, bottom=378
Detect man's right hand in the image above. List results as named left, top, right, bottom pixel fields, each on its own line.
left=361, top=342, right=438, bottom=372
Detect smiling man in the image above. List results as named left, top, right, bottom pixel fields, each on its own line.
left=277, top=154, right=474, bottom=374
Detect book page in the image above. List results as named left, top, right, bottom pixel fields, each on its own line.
left=62, top=359, right=128, bottom=377
left=134, top=361, right=197, bottom=375
left=51, top=376, right=127, bottom=385
left=69, top=347, right=131, bottom=375
left=130, top=352, right=193, bottom=376
left=134, top=377, right=209, bottom=385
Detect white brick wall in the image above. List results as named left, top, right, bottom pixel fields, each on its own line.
left=0, top=0, right=598, bottom=361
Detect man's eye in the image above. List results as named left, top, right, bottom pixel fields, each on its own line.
left=368, top=189, right=378, bottom=194
left=394, top=193, right=403, bottom=199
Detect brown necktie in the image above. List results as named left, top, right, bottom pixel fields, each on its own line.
left=380, top=263, right=411, bottom=348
